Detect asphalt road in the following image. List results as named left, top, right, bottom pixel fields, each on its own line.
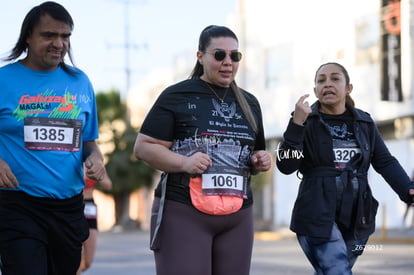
left=82, top=228, right=414, bottom=275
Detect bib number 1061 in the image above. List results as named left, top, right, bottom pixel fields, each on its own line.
left=202, top=173, right=243, bottom=191
left=211, top=175, right=238, bottom=188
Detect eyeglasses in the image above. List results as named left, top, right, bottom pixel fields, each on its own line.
left=205, top=50, right=242, bottom=62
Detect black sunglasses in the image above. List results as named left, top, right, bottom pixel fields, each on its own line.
left=206, top=50, right=242, bottom=62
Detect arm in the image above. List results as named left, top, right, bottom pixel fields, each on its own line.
left=133, top=133, right=212, bottom=174
left=276, top=95, right=311, bottom=175
left=97, top=172, right=112, bottom=191
left=275, top=120, right=306, bottom=174
left=370, top=126, right=414, bottom=204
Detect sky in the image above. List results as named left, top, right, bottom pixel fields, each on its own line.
left=0, top=0, right=236, bottom=93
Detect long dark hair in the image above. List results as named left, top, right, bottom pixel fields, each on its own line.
left=190, top=25, right=258, bottom=133
left=314, top=62, right=355, bottom=107
left=4, top=1, right=76, bottom=74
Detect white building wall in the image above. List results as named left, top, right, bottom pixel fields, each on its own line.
left=237, top=0, right=414, bottom=229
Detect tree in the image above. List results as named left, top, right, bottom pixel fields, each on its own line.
left=95, top=89, right=156, bottom=229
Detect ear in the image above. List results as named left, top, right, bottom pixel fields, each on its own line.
left=196, top=51, right=203, bottom=65
left=347, top=83, right=353, bottom=95
left=313, top=87, right=317, bottom=97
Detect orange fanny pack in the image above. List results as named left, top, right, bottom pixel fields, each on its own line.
left=189, top=177, right=243, bottom=215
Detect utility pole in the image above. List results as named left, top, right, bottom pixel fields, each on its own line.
left=124, top=0, right=131, bottom=97
left=238, top=0, right=247, bottom=88
left=110, top=0, right=146, bottom=101
left=108, top=0, right=146, bottom=125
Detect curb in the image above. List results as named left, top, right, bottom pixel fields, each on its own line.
left=255, top=228, right=414, bottom=244
left=368, top=237, right=414, bottom=244
left=254, top=229, right=295, bottom=241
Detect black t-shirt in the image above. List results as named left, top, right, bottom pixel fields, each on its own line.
left=320, top=109, right=361, bottom=169
left=140, top=78, right=266, bottom=207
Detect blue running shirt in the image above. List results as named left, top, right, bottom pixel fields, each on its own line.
left=0, top=62, right=98, bottom=198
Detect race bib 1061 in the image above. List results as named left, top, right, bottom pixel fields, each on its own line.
left=201, top=166, right=248, bottom=198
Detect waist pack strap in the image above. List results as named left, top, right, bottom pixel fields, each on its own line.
left=150, top=172, right=168, bottom=250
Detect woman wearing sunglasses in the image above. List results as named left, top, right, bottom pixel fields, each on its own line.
left=134, top=25, right=271, bottom=275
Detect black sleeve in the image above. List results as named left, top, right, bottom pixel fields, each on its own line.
left=370, top=124, right=414, bottom=203
left=140, top=89, right=175, bottom=142
left=276, top=118, right=306, bottom=175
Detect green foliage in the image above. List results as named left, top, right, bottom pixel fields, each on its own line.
left=95, top=89, right=126, bottom=126
left=105, top=124, right=155, bottom=194
left=95, top=89, right=156, bottom=195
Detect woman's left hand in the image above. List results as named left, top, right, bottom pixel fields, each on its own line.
left=251, top=150, right=272, bottom=173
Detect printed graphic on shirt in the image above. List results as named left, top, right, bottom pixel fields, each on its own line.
left=171, top=97, right=255, bottom=198
left=172, top=135, right=250, bottom=198
left=322, top=118, right=361, bottom=168
left=172, top=134, right=252, bottom=168
left=325, top=122, right=353, bottom=139
left=211, top=98, right=242, bottom=122
left=12, top=90, right=81, bottom=121
left=208, top=98, right=251, bottom=134
left=12, top=90, right=84, bottom=151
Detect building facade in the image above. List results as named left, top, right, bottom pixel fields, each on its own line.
left=236, top=0, right=414, bottom=230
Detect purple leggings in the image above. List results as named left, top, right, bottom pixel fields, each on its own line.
left=150, top=197, right=254, bottom=275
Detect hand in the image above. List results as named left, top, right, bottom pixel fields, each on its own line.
left=84, top=156, right=106, bottom=182
left=251, top=150, right=272, bottom=173
left=293, top=94, right=312, bottom=125
left=0, top=158, right=19, bottom=189
left=184, top=152, right=212, bottom=175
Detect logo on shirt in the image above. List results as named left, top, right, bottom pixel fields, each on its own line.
left=211, top=99, right=241, bottom=122
left=13, top=91, right=80, bottom=120
left=326, top=123, right=352, bottom=139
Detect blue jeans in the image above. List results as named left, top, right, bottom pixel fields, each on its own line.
left=297, top=223, right=368, bottom=275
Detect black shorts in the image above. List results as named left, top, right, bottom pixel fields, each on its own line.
left=84, top=198, right=98, bottom=230
left=0, top=190, right=89, bottom=275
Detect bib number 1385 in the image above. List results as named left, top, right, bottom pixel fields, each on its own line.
left=24, top=117, right=82, bottom=152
